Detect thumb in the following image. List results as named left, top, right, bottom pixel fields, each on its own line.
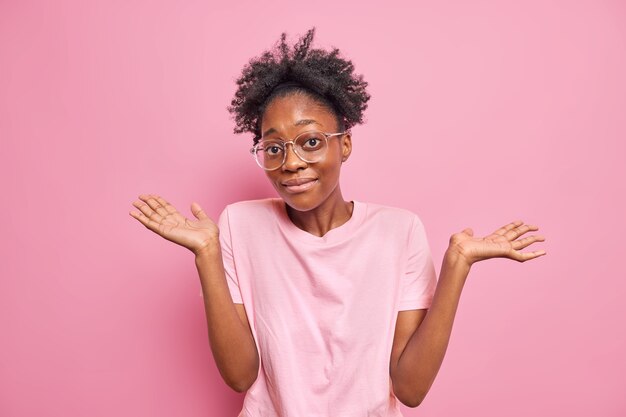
left=190, top=202, right=208, bottom=220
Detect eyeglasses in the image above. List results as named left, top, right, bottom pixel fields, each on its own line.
left=250, top=130, right=351, bottom=171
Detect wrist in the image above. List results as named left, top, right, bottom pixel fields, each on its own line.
left=444, top=247, right=473, bottom=270
left=193, top=236, right=221, bottom=259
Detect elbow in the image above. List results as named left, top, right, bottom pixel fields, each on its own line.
left=408, top=393, right=426, bottom=408
left=400, top=393, right=426, bottom=408
left=229, top=361, right=259, bottom=393
left=396, top=393, right=424, bottom=409
left=231, top=381, right=250, bottom=393
left=393, top=382, right=427, bottom=408
left=229, top=374, right=256, bottom=393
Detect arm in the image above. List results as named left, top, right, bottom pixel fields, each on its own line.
left=129, top=195, right=260, bottom=393
left=390, top=220, right=546, bottom=407
left=390, top=250, right=469, bottom=407
left=196, top=241, right=260, bottom=393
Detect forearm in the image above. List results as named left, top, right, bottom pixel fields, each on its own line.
left=195, top=240, right=258, bottom=392
left=393, top=250, right=471, bottom=406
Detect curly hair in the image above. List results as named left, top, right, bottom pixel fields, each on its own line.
left=227, top=27, right=371, bottom=145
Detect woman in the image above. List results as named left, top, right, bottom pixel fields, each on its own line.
left=129, top=27, right=546, bottom=417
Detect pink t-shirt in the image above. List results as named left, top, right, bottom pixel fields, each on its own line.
left=217, top=197, right=438, bottom=417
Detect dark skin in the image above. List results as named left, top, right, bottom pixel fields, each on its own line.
left=259, top=92, right=354, bottom=237
left=129, top=90, right=547, bottom=404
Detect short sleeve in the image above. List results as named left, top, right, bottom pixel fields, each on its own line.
left=216, top=206, right=244, bottom=304
left=398, top=215, right=438, bottom=311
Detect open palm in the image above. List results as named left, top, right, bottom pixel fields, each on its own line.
left=129, top=194, right=219, bottom=255
left=449, top=220, right=547, bottom=266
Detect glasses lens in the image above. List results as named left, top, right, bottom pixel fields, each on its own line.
left=294, top=132, right=327, bottom=162
left=257, top=140, right=284, bottom=170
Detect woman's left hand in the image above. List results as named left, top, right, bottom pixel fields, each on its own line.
left=447, top=220, right=547, bottom=267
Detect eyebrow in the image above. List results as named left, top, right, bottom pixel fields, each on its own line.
left=262, top=119, right=322, bottom=138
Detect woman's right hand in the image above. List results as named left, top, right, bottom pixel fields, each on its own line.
left=129, top=194, right=219, bottom=256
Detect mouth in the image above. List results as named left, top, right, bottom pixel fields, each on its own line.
left=281, top=178, right=318, bottom=193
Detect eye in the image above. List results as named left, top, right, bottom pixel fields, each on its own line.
left=261, top=142, right=284, bottom=157
left=300, top=135, right=324, bottom=151
left=265, top=146, right=280, bottom=155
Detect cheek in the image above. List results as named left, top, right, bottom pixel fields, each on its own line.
left=264, top=172, right=280, bottom=187
left=319, top=160, right=342, bottom=182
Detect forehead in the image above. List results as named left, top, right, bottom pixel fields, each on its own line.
left=261, top=94, right=337, bottom=137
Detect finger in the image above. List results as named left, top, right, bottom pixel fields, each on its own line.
left=511, top=235, right=545, bottom=251
left=512, top=249, right=547, bottom=262
left=133, top=198, right=164, bottom=222
left=493, top=220, right=523, bottom=236
left=154, top=195, right=178, bottom=215
left=129, top=209, right=163, bottom=233
left=504, top=224, right=539, bottom=241
left=191, top=202, right=208, bottom=220
left=141, top=194, right=170, bottom=219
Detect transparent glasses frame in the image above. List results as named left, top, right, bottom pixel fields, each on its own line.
left=250, top=130, right=351, bottom=171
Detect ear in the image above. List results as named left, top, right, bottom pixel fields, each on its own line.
left=340, top=133, right=352, bottom=163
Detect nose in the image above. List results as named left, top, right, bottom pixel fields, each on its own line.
left=281, top=142, right=307, bottom=171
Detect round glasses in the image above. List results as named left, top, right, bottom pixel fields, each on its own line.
left=250, top=130, right=350, bottom=171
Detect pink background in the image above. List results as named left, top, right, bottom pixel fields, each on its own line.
left=1, top=1, right=625, bottom=416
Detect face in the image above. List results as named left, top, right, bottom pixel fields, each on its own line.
left=259, top=93, right=352, bottom=212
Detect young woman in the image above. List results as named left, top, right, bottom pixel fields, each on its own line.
left=129, top=27, right=547, bottom=417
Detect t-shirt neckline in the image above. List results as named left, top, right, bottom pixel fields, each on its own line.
left=272, top=198, right=366, bottom=245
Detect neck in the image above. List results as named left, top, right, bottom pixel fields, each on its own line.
left=285, top=188, right=354, bottom=238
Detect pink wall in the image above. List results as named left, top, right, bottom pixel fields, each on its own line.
left=1, top=1, right=624, bottom=416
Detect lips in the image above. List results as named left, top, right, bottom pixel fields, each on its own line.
left=281, top=177, right=318, bottom=193
left=282, top=177, right=317, bottom=186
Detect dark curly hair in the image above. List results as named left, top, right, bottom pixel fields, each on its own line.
left=227, top=27, right=371, bottom=145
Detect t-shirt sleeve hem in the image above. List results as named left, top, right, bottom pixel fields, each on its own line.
left=397, top=297, right=433, bottom=311
left=230, top=295, right=244, bottom=304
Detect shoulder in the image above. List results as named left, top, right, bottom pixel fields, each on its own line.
left=224, top=197, right=277, bottom=212
left=360, top=200, right=424, bottom=230
left=357, top=201, right=429, bottom=249
left=219, top=197, right=279, bottom=223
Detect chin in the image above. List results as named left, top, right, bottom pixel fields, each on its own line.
left=275, top=179, right=336, bottom=212
left=279, top=189, right=327, bottom=212
left=281, top=195, right=318, bottom=212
